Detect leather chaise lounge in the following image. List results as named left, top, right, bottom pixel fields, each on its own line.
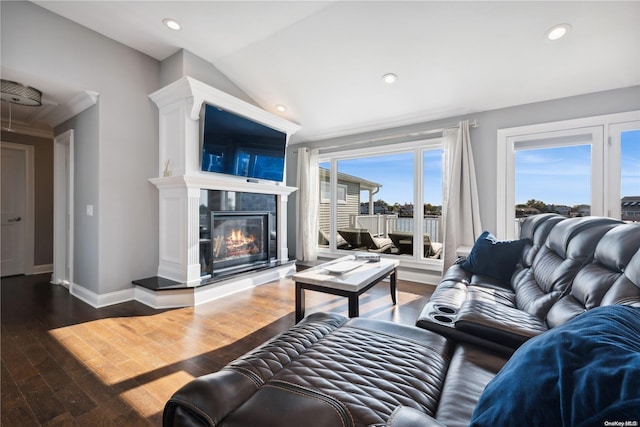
left=164, top=216, right=640, bottom=427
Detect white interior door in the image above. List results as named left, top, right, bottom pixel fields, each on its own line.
left=1, top=144, right=27, bottom=276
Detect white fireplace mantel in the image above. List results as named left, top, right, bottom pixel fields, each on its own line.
left=148, top=76, right=300, bottom=289
left=149, top=174, right=297, bottom=198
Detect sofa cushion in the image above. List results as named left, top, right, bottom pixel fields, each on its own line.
left=601, top=247, right=640, bottom=307
left=546, top=223, right=640, bottom=327
left=455, top=299, right=548, bottom=349
left=469, top=305, right=640, bottom=427
left=434, top=344, right=507, bottom=427
left=517, top=213, right=565, bottom=269
left=513, top=217, right=620, bottom=318
left=461, top=231, right=529, bottom=285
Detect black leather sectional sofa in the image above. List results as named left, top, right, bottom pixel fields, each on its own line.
left=163, top=216, right=640, bottom=427
left=417, top=215, right=640, bottom=354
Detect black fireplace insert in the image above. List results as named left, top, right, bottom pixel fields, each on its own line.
left=210, top=211, right=271, bottom=273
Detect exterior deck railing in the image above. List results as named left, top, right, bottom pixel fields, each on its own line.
left=350, top=214, right=442, bottom=242
left=349, top=214, right=398, bottom=237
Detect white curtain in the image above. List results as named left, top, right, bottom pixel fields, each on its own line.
left=296, top=147, right=319, bottom=261
left=442, top=121, right=482, bottom=269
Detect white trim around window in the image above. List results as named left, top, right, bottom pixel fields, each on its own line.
left=497, top=110, right=640, bottom=239
left=317, top=137, right=444, bottom=270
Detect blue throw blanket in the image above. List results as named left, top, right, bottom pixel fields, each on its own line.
left=470, top=305, right=640, bottom=427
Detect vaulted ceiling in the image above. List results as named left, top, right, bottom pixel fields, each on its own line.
left=5, top=1, right=640, bottom=142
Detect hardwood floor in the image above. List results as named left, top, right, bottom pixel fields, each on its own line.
left=1, top=273, right=434, bottom=426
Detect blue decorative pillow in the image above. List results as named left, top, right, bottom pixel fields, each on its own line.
left=470, top=306, right=640, bottom=427
left=460, top=231, right=528, bottom=285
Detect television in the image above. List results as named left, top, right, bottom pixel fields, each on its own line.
left=201, top=104, right=287, bottom=182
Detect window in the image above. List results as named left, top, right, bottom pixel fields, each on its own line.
left=498, top=111, right=640, bottom=239
left=316, top=140, right=443, bottom=262
left=609, top=124, right=640, bottom=221
left=515, top=142, right=592, bottom=217
left=320, top=181, right=347, bottom=204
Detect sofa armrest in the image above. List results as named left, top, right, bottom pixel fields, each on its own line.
left=383, top=406, right=446, bottom=427
left=164, top=312, right=350, bottom=426
left=455, top=300, right=549, bottom=349
left=163, top=370, right=258, bottom=427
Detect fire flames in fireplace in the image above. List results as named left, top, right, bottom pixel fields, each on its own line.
left=209, top=211, right=270, bottom=274
left=213, top=228, right=261, bottom=259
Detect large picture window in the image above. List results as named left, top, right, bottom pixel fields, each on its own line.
left=515, top=143, right=592, bottom=217
left=316, top=140, right=443, bottom=263
left=497, top=111, right=640, bottom=239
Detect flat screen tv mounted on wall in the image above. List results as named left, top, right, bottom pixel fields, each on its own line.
left=201, top=104, right=287, bottom=182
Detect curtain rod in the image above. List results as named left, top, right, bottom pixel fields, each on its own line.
left=314, top=119, right=479, bottom=152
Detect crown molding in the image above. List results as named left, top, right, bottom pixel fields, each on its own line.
left=0, top=120, right=53, bottom=139
left=44, top=90, right=99, bottom=127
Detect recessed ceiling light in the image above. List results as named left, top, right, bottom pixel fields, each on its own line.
left=275, top=104, right=287, bottom=113
left=382, top=73, right=398, bottom=84
left=163, top=19, right=181, bottom=31
left=545, top=23, right=571, bottom=41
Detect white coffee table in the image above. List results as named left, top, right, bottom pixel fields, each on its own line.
left=292, top=255, right=400, bottom=322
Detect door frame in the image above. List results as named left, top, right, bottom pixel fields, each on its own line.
left=607, top=120, right=640, bottom=219
left=0, top=141, right=35, bottom=275
left=52, top=130, right=74, bottom=288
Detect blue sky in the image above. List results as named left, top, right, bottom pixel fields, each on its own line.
left=619, top=130, right=640, bottom=198
left=516, top=130, right=640, bottom=206
left=325, top=150, right=443, bottom=206
left=322, top=129, right=639, bottom=207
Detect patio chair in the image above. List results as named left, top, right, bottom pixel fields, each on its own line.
left=318, top=229, right=350, bottom=249
left=337, top=228, right=395, bottom=253
left=388, top=231, right=442, bottom=259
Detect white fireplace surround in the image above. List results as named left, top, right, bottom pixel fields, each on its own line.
left=146, top=77, right=300, bottom=305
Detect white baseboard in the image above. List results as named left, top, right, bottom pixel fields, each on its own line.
left=66, top=264, right=297, bottom=309
left=70, top=283, right=135, bottom=308
left=32, top=264, right=53, bottom=274
left=397, top=269, right=441, bottom=286
left=194, top=264, right=295, bottom=306
left=135, top=286, right=195, bottom=309
left=51, top=278, right=71, bottom=289
left=135, top=263, right=297, bottom=309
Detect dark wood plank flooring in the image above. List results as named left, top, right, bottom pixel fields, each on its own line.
left=1, top=273, right=434, bottom=426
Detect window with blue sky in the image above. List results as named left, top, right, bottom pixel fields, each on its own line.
left=317, top=142, right=444, bottom=260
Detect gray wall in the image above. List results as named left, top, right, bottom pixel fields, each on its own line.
left=56, top=105, right=100, bottom=292
left=287, top=86, right=640, bottom=256
left=2, top=1, right=160, bottom=295
left=160, top=49, right=257, bottom=106
left=0, top=131, right=54, bottom=267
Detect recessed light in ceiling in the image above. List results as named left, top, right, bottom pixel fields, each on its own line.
left=163, top=19, right=181, bottom=31
left=275, top=104, right=287, bottom=113
left=545, top=23, right=571, bottom=41
left=382, top=73, right=398, bottom=84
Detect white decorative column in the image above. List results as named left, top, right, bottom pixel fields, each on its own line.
left=148, top=77, right=300, bottom=287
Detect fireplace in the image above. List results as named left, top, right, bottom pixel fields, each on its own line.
left=209, top=211, right=271, bottom=275
left=144, top=77, right=299, bottom=303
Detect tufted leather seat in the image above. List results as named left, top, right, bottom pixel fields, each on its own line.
left=164, top=312, right=498, bottom=427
